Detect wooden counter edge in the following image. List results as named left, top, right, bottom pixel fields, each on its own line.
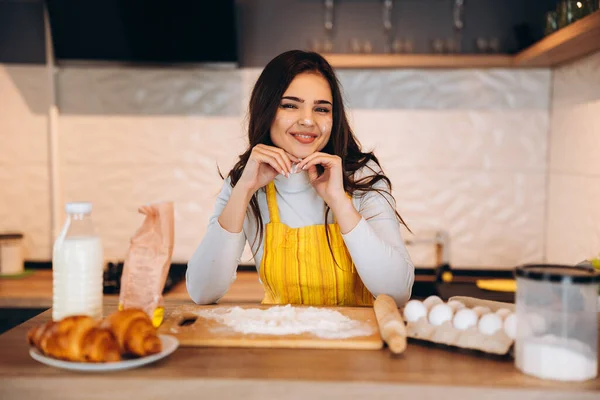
left=2, top=376, right=599, bottom=400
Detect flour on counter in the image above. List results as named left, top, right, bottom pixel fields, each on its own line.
left=195, top=305, right=374, bottom=339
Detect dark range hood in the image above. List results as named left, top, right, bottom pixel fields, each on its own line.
left=45, top=0, right=238, bottom=65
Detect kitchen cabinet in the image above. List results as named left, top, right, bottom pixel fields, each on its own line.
left=323, top=10, right=600, bottom=69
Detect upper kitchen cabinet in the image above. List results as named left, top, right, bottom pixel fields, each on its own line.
left=514, top=8, right=600, bottom=67
left=1, top=0, right=239, bottom=66
left=0, top=0, right=46, bottom=64
left=238, top=0, right=600, bottom=69
left=45, top=0, right=238, bottom=65
left=3, top=0, right=599, bottom=69
left=323, top=9, right=600, bottom=69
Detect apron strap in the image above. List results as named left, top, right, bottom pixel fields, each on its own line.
left=265, top=182, right=280, bottom=223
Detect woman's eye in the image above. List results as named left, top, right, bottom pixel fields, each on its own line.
left=315, top=107, right=331, bottom=113
left=280, top=103, right=297, bottom=109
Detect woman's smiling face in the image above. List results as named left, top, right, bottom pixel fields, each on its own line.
left=270, top=72, right=333, bottom=159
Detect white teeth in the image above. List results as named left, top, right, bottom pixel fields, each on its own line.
left=295, top=134, right=313, bottom=139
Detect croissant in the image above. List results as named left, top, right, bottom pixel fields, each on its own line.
left=27, top=320, right=56, bottom=350
left=79, top=326, right=122, bottom=362
left=27, top=316, right=121, bottom=363
left=101, top=308, right=162, bottom=357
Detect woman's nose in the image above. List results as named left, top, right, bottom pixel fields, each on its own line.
left=299, top=116, right=315, bottom=127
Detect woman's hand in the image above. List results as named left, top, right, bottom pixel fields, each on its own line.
left=297, top=152, right=347, bottom=208
left=237, top=144, right=299, bottom=195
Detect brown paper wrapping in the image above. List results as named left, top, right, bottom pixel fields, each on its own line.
left=119, top=202, right=174, bottom=324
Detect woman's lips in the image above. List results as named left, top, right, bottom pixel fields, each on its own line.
left=290, top=132, right=317, bottom=145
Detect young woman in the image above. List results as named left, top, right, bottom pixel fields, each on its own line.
left=187, top=50, right=414, bottom=307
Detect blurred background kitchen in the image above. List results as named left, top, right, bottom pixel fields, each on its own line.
left=1, top=0, right=599, bottom=313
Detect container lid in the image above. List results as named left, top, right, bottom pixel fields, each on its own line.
left=65, top=202, right=92, bottom=214
left=515, top=264, right=600, bottom=284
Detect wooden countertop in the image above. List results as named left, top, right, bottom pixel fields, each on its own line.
left=0, top=270, right=265, bottom=308
left=0, top=269, right=450, bottom=309
left=1, top=298, right=599, bottom=399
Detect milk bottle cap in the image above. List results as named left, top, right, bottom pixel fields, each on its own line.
left=65, top=202, right=92, bottom=214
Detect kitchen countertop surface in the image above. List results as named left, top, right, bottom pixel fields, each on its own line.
left=0, top=269, right=494, bottom=309
left=0, top=269, right=266, bottom=308
left=1, top=271, right=599, bottom=399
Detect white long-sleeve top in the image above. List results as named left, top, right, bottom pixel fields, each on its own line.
left=186, top=161, right=415, bottom=306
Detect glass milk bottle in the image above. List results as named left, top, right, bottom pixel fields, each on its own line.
left=52, top=202, right=104, bottom=321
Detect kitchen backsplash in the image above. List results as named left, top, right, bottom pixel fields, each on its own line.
left=545, top=51, right=600, bottom=265
left=0, top=65, right=51, bottom=258
left=1, top=58, right=575, bottom=269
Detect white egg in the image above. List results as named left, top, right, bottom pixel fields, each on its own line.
left=403, top=300, right=428, bottom=322
left=473, top=306, right=491, bottom=317
left=503, top=313, right=517, bottom=339
left=504, top=312, right=543, bottom=338
left=510, top=314, right=536, bottom=338
left=540, top=334, right=560, bottom=345
left=447, top=300, right=465, bottom=312
left=478, top=313, right=503, bottom=335
left=528, top=312, right=547, bottom=334
left=423, top=295, right=443, bottom=310
left=495, top=308, right=512, bottom=320
left=428, top=303, right=454, bottom=326
left=452, top=308, right=478, bottom=330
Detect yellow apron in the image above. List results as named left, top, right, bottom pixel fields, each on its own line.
left=259, top=182, right=373, bottom=306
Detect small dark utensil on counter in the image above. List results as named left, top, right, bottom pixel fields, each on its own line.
left=103, top=262, right=186, bottom=295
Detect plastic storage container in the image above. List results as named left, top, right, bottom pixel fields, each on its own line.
left=514, top=264, right=600, bottom=382
left=52, top=202, right=104, bottom=321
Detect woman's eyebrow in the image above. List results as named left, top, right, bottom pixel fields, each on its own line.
left=282, top=96, right=303, bottom=102
left=282, top=96, right=332, bottom=106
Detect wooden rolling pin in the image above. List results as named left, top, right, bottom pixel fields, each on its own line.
left=373, top=294, right=407, bottom=354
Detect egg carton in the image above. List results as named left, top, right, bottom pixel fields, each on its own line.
left=403, top=296, right=515, bottom=355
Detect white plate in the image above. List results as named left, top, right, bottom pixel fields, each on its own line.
left=29, top=334, right=179, bottom=372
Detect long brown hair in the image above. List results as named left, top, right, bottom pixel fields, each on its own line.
left=227, top=50, right=409, bottom=259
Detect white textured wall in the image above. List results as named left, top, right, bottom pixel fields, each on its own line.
left=546, top=51, right=600, bottom=264
left=0, top=65, right=51, bottom=259
left=339, top=69, right=550, bottom=268
left=0, top=64, right=552, bottom=268
left=58, top=67, right=249, bottom=265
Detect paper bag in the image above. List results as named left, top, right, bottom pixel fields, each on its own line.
left=119, top=202, right=174, bottom=327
